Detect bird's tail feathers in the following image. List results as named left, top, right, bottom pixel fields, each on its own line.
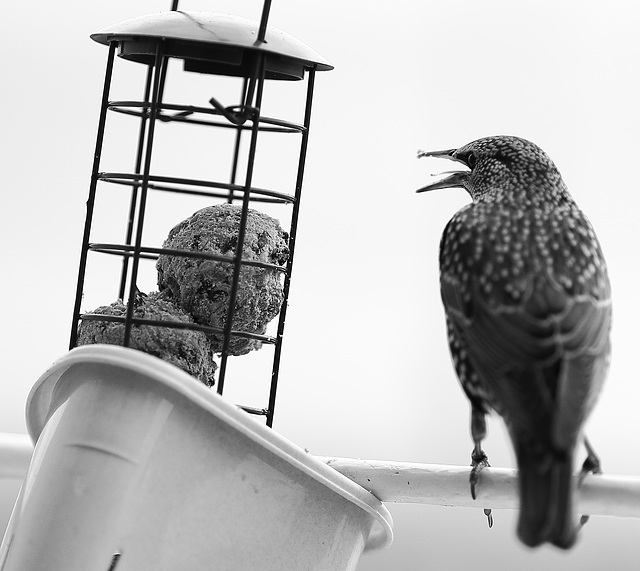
left=515, top=440, right=577, bottom=549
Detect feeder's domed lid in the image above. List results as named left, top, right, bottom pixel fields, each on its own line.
left=91, top=11, right=333, bottom=80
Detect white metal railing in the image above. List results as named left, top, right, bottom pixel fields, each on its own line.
left=321, top=457, right=640, bottom=518
left=0, top=434, right=31, bottom=480
left=2, top=434, right=638, bottom=519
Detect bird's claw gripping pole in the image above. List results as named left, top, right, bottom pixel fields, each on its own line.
left=578, top=437, right=604, bottom=528
left=470, top=446, right=493, bottom=527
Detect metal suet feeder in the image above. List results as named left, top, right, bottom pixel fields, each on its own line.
left=0, top=4, right=395, bottom=570
left=69, top=4, right=332, bottom=427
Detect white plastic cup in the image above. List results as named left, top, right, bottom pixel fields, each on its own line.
left=0, top=346, right=392, bottom=570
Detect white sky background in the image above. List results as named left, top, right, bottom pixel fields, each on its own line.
left=1, top=0, right=640, bottom=569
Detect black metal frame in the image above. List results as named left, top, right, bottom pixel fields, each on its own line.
left=70, top=32, right=317, bottom=428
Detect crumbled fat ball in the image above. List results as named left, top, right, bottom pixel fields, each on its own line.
left=156, top=204, right=289, bottom=356
left=77, top=291, right=217, bottom=386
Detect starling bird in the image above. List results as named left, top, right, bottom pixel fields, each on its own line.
left=417, top=136, right=612, bottom=549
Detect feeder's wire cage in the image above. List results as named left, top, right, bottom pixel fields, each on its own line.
left=68, top=0, right=332, bottom=427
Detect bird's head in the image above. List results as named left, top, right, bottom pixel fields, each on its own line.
left=416, top=136, right=564, bottom=202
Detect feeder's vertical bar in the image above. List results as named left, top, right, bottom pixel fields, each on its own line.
left=266, top=68, right=317, bottom=427
left=257, top=0, right=272, bottom=43
left=156, top=58, right=170, bottom=108
left=243, top=76, right=259, bottom=121
left=228, top=78, right=249, bottom=203
left=69, top=42, right=116, bottom=349
left=119, top=65, right=154, bottom=300
left=123, top=42, right=165, bottom=346
left=156, top=0, right=176, bottom=110
left=217, top=55, right=266, bottom=395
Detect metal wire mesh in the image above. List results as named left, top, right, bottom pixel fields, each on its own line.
left=69, top=7, right=323, bottom=427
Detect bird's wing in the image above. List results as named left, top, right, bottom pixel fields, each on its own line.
left=440, top=208, right=612, bottom=448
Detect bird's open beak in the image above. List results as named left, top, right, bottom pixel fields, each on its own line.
left=416, top=170, right=470, bottom=193
left=417, top=148, right=458, bottom=160
left=416, top=148, right=469, bottom=193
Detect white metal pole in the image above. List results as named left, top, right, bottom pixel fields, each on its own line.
left=0, top=434, right=32, bottom=481
left=3, top=435, right=639, bottom=519
left=321, top=457, right=640, bottom=518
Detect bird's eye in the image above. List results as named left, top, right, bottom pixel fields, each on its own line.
left=466, top=153, right=477, bottom=169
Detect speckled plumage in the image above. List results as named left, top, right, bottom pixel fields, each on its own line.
left=418, top=136, right=612, bottom=549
